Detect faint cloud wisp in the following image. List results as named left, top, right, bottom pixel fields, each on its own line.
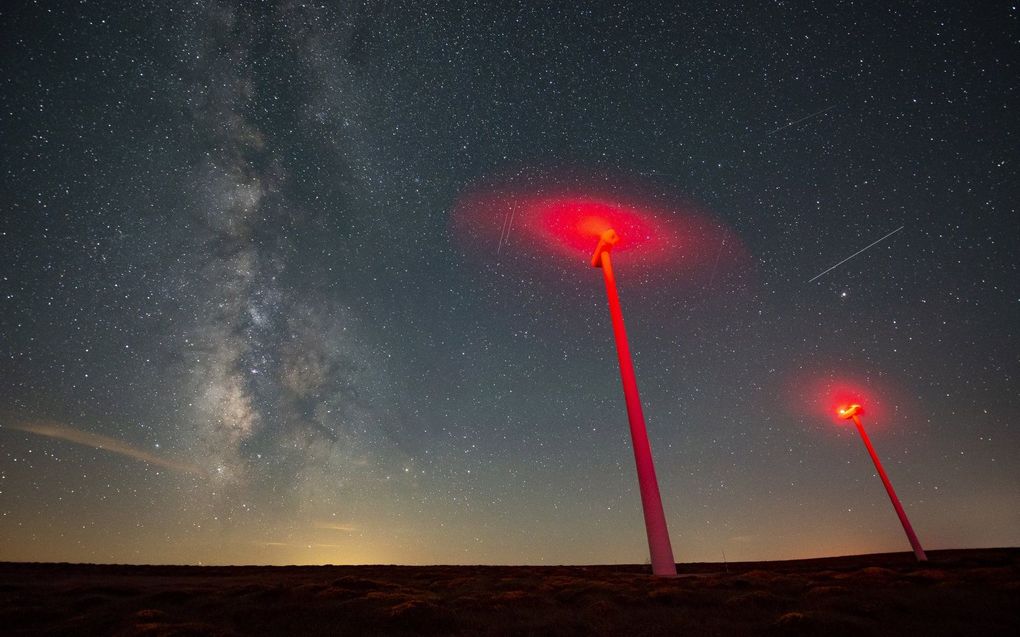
left=4, top=420, right=208, bottom=477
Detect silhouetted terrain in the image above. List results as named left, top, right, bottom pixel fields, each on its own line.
left=2, top=549, right=1018, bottom=636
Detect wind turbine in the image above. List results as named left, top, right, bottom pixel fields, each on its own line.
left=837, top=403, right=927, bottom=562
left=591, top=228, right=677, bottom=576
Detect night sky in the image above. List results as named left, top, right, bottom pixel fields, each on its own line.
left=2, top=1, right=1017, bottom=566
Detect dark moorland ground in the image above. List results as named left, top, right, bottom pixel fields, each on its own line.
left=1, top=548, right=1018, bottom=636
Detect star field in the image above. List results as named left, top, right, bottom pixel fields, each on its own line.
left=1, top=1, right=1017, bottom=565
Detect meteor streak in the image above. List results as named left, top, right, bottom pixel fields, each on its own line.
left=496, top=202, right=517, bottom=256
left=767, top=104, right=838, bottom=135
left=808, top=225, right=905, bottom=283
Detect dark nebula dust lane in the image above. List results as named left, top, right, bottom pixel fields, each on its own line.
left=0, top=1, right=1017, bottom=566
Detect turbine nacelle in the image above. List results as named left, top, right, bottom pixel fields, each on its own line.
left=837, top=403, right=863, bottom=420
left=590, top=228, right=619, bottom=268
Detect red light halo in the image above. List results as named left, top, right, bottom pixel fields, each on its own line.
left=450, top=168, right=748, bottom=284
left=782, top=368, right=915, bottom=436
left=530, top=195, right=670, bottom=260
